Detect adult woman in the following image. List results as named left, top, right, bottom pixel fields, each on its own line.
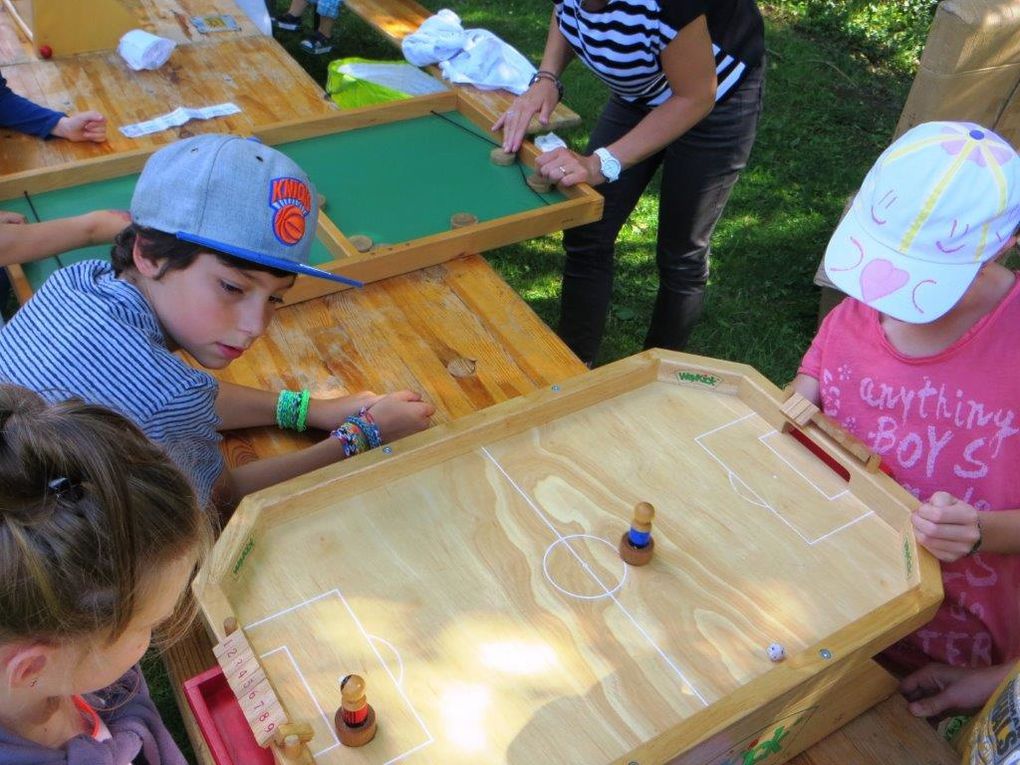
left=495, top=1, right=765, bottom=365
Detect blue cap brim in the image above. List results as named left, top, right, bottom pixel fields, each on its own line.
left=177, top=232, right=364, bottom=288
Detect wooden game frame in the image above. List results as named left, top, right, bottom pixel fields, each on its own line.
left=0, top=89, right=603, bottom=306
left=193, top=350, right=942, bottom=765
left=1, top=0, right=136, bottom=56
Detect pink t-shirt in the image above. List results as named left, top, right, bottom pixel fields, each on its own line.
left=799, top=280, right=1020, bottom=674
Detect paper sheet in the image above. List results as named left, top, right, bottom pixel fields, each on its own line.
left=118, top=103, right=242, bottom=138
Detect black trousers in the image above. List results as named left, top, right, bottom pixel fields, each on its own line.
left=557, top=64, right=765, bottom=365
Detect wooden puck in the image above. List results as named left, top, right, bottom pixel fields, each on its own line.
left=348, top=235, right=373, bottom=253
left=489, top=147, right=517, bottom=166
left=335, top=704, right=377, bottom=747
left=526, top=173, right=553, bottom=193
left=317, top=193, right=327, bottom=210
left=450, top=212, right=478, bottom=229
left=619, top=532, right=654, bottom=566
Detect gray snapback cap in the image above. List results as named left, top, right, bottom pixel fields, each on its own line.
left=130, top=134, right=361, bottom=287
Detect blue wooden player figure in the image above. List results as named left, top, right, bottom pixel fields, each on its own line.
left=619, top=501, right=655, bottom=566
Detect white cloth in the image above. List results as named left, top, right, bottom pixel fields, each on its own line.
left=402, top=10, right=536, bottom=94
left=118, top=29, right=176, bottom=71
left=402, top=9, right=466, bottom=67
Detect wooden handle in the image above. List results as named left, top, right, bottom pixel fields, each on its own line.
left=781, top=388, right=881, bottom=472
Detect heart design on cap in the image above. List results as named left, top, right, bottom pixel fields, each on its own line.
left=859, top=259, right=909, bottom=302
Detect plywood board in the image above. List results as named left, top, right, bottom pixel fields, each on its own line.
left=195, top=351, right=942, bottom=765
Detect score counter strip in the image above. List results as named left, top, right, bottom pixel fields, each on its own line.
left=212, top=626, right=288, bottom=746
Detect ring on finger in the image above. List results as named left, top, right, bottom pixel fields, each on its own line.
left=558, top=165, right=567, bottom=176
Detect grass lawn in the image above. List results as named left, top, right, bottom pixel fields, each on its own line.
left=150, top=1, right=933, bottom=759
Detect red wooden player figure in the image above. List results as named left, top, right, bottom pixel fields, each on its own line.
left=334, top=673, right=377, bottom=747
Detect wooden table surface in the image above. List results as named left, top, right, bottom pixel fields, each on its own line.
left=0, top=1, right=956, bottom=762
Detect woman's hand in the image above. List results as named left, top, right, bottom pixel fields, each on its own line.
left=534, top=146, right=604, bottom=188
left=912, top=491, right=981, bottom=562
left=492, top=78, right=560, bottom=153
left=0, top=210, right=27, bottom=225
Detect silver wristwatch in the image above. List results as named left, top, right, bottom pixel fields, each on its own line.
left=594, top=147, right=621, bottom=183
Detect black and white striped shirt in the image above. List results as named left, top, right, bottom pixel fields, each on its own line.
left=0, top=261, right=224, bottom=507
left=553, top=0, right=764, bottom=107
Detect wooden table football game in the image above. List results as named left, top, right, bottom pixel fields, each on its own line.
left=194, top=351, right=943, bottom=765
left=0, top=90, right=602, bottom=303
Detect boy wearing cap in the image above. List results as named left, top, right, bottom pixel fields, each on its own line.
left=793, top=121, right=1020, bottom=678
left=0, top=134, right=434, bottom=512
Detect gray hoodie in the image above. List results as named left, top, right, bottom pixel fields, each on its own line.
left=0, top=667, right=187, bottom=765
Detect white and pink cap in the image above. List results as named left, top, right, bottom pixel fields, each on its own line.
left=824, top=121, right=1020, bottom=323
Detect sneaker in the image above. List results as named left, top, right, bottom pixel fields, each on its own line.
left=299, top=31, right=334, bottom=55
left=273, top=12, right=302, bottom=31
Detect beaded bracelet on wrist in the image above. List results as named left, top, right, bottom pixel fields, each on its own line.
left=295, top=389, right=312, bottom=432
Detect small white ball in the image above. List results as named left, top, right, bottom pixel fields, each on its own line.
left=766, top=642, right=785, bottom=662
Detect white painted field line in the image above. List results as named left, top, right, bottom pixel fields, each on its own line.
left=480, top=446, right=708, bottom=706
left=248, top=591, right=434, bottom=760
left=260, top=645, right=339, bottom=752
left=758, top=429, right=851, bottom=502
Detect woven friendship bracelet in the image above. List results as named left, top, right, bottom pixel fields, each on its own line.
left=331, top=420, right=370, bottom=458
left=275, top=390, right=301, bottom=430
left=349, top=408, right=382, bottom=449
left=295, top=389, right=312, bottom=432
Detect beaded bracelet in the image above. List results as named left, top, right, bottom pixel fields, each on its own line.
left=529, top=70, right=564, bottom=102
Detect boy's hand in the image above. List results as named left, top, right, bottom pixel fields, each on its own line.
left=0, top=210, right=27, bottom=225
left=365, top=390, right=434, bottom=442
left=306, top=390, right=383, bottom=432
left=52, top=111, right=107, bottom=143
left=901, top=662, right=1010, bottom=718
left=912, top=491, right=981, bottom=562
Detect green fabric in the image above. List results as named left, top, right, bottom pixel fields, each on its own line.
left=326, top=57, right=411, bottom=109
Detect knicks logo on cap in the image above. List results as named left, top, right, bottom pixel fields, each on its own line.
left=269, top=177, right=313, bottom=246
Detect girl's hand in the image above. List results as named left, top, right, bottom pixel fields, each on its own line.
left=912, top=491, right=981, bottom=562
left=535, top=146, right=604, bottom=187
left=492, top=78, right=560, bottom=153
left=0, top=210, right=27, bottom=225
left=365, top=390, right=435, bottom=442
left=901, top=662, right=1010, bottom=718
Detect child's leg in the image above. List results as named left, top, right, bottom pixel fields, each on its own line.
left=299, top=0, right=340, bottom=54
left=315, top=0, right=341, bottom=34
left=274, top=0, right=309, bottom=30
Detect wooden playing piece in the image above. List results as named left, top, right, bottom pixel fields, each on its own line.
left=223, top=616, right=238, bottom=636
left=489, top=147, right=517, bottom=166
left=450, top=212, right=478, bottom=229
left=348, top=235, right=373, bottom=253
left=619, top=501, right=655, bottom=566
left=781, top=392, right=819, bottom=428
left=275, top=721, right=315, bottom=762
left=281, top=734, right=303, bottom=759
left=317, top=194, right=327, bottom=210
left=526, top=173, right=553, bottom=193
left=334, top=674, right=377, bottom=747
